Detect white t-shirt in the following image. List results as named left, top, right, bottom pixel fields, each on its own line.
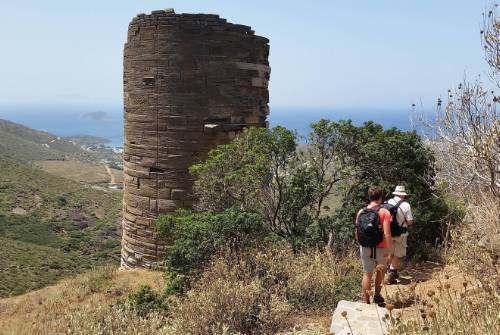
left=387, top=196, right=413, bottom=228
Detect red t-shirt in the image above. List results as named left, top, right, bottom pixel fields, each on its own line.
left=356, top=205, right=392, bottom=248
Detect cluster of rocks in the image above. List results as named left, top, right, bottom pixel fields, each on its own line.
left=121, top=9, right=270, bottom=268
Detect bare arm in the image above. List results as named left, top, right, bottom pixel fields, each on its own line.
left=402, top=202, right=414, bottom=225
left=355, top=210, right=361, bottom=241
left=383, top=213, right=393, bottom=252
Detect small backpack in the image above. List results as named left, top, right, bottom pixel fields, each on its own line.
left=356, top=207, right=384, bottom=248
left=381, top=200, right=407, bottom=237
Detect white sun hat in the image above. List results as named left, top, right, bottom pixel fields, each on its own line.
left=392, top=185, right=408, bottom=196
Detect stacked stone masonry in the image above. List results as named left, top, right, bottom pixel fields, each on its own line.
left=121, top=9, right=270, bottom=269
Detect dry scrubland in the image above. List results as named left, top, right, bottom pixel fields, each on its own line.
left=35, top=160, right=124, bottom=184
left=35, top=160, right=111, bottom=184
left=0, top=250, right=359, bottom=335
left=1, top=240, right=497, bottom=335
left=0, top=267, right=164, bottom=335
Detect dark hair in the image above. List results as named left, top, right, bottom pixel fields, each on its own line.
left=368, top=186, right=383, bottom=201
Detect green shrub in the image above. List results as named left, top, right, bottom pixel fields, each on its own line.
left=190, top=127, right=322, bottom=250
left=125, top=284, right=169, bottom=317
left=56, top=195, right=67, bottom=207
left=156, top=208, right=264, bottom=292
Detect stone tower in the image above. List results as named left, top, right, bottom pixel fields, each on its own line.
left=121, top=9, right=270, bottom=269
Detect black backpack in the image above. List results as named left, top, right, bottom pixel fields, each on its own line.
left=381, top=200, right=407, bottom=237
left=356, top=207, right=384, bottom=248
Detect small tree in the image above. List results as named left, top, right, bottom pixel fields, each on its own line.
left=417, top=4, right=500, bottom=200
left=189, top=128, right=272, bottom=211
left=482, top=4, right=500, bottom=82
left=191, top=127, right=320, bottom=249
left=305, top=119, right=347, bottom=220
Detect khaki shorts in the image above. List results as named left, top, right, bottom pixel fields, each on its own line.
left=360, top=246, right=390, bottom=273
left=392, top=234, right=408, bottom=258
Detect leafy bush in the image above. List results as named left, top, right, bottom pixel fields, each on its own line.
left=56, top=195, right=67, bottom=207
left=156, top=208, right=264, bottom=292
left=189, top=121, right=452, bottom=258
left=190, top=127, right=322, bottom=250
left=125, top=284, right=169, bottom=317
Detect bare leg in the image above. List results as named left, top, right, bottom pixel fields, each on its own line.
left=391, top=256, right=401, bottom=270
left=375, top=268, right=385, bottom=297
left=362, top=272, right=373, bottom=303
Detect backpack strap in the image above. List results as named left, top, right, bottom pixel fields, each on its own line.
left=393, top=200, right=407, bottom=225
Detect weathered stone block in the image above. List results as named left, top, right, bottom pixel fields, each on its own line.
left=157, top=199, right=183, bottom=212
left=330, top=300, right=388, bottom=335
left=171, top=189, right=186, bottom=200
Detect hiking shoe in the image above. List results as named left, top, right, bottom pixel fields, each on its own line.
left=386, top=270, right=398, bottom=285
left=389, top=269, right=400, bottom=279
left=373, top=294, right=385, bottom=307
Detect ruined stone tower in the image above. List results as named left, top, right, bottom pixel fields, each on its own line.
left=121, top=9, right=270, bottom=269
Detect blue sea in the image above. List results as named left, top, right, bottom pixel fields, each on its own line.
left=0, top=105, right=420, bottom=147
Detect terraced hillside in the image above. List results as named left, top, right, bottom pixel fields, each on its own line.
left=0, top=158, right=122, bottom=297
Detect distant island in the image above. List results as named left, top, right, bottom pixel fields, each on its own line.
left=81, top=111, right=113, bottom=122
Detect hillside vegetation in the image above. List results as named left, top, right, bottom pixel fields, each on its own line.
left=0, top=119, right=96, bottom=162
left=0, top=266, right=165, bottom=335
left=0, top=158, right=122, bottom=297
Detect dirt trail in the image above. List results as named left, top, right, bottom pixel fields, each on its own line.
left=104, top=164, right=116, bottom=183
left=382, top=262, right=469, bottom=320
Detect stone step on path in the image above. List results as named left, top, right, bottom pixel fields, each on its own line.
left=330, top=300, right=388, bottom=335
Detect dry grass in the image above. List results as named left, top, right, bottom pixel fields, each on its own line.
left=2, top=233, right=497, bottom=335
left=0, top=248, right=359, bottom=335
left=447, top=196, right=499, bottom=288
left=387, top=271, right=499, bottom=334
left=0, top=266, right=164, bottom=335
left=380, top=194, right=500, bottom=334
left=170, top=258, right=291, bottom=335
left=169, top=247, right=360, bottom=335
left=252, top=248, right=361, bottom=311
left=35, top=160, right=111, bottom=184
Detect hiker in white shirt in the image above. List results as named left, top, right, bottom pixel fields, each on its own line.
left=386, top=185, right=414, bottom=284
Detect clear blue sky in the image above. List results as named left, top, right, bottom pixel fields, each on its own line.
left=0, top=0, right=491, bottom=110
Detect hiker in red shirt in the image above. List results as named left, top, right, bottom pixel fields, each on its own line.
left=355, top=186, right=393, bottom=305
